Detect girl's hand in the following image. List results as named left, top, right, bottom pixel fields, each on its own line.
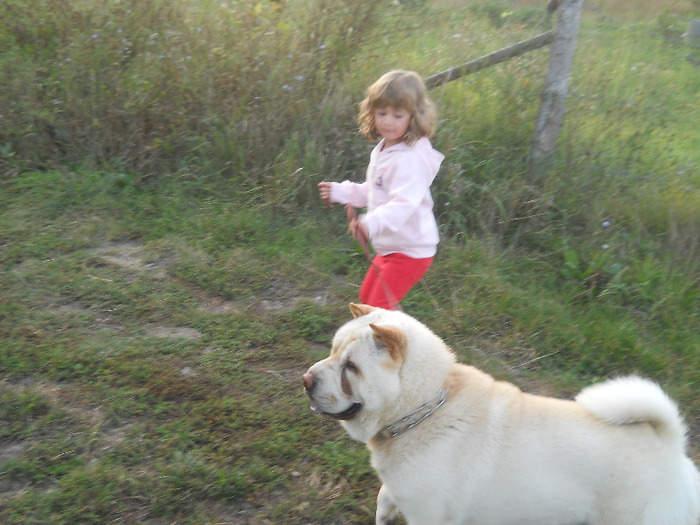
left=318, top=182, right=332, bottom=207
left=348, top=216, right=369, bottom=246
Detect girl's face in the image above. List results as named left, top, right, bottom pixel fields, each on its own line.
left=374, top=105, right=411, bottom=147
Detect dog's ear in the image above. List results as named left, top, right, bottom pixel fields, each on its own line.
left=369, top=323, right=406, bottom=363
left=350, top=303, right=377, bottom=318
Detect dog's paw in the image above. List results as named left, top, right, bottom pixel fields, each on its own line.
left=376, top=510, right=399, bottom=525
left=376, top=484, right=400, bottom=525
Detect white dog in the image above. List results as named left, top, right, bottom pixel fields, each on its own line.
left=303, top=304, right=700, bottom=525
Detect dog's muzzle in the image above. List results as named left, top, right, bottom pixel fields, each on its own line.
left=303, top=370, right=362, bottom=420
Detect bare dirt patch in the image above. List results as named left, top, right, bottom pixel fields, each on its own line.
left=91, top=240, right=167, bottom=278
left=200, top=295, right=240, bottom=314
left=90, top=240, right=339, bottom=316
left=144, top=325, right=204, bottom=340
left=0, top=442, right=28, bottom=465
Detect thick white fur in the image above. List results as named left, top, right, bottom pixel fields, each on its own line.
left=576, top=375, right=687, bottom=441
left=304, top=305, right=700, bottom=525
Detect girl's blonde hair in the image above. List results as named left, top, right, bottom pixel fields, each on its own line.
left=358, top=70, right=438, bottom=144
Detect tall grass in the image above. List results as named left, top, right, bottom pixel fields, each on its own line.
left=0, top=0, right=384, bottom=177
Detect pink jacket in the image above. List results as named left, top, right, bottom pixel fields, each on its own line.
left=329, top=136, right=443, bottom=258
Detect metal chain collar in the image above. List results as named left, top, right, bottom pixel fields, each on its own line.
left=374, top=388, right=449, bottom=441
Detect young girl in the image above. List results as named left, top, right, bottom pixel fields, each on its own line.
left=318, top=69, right=444, bottom=310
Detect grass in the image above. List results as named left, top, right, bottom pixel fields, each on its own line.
left=1, top=0, right=699, bottom=523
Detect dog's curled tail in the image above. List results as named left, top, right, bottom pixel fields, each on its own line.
left=575, top=376, right=687, bottom=447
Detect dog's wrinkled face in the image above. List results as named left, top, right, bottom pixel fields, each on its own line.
left=303, top=304, right=406, bottom=441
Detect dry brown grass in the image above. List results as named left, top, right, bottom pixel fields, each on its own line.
left=512, top=0, right=698, bottom=17
left=587, top=0, right=698, bottom=15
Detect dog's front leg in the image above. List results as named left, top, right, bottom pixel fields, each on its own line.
left=376, top=484, right=400, bottom=525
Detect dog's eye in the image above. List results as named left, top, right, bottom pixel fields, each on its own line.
left=344, top=360, right=359, bottom=374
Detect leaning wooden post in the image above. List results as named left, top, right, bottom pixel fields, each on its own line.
left=530, top=0, right=584, bottom=172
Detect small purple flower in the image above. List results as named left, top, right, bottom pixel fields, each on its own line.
left=602, top=220, right=611, bottom=228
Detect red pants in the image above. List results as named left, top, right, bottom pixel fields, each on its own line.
left=359, top=253, right=433, bottom=310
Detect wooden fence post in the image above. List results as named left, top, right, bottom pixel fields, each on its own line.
left=530, top=0, right=584, bottom=172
